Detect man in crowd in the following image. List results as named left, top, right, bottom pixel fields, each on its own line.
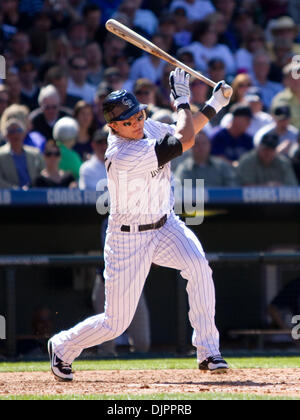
left=210, top=104, right=254, bottom=166
left=29, top=85, right=70, bottom=140
left=0, top=118, right=44, bottom=189
left=236, top=132, right=298, bottom=186
left=175, top=131, right=237, bottom=187
left=271, top=62, right=300, bottom=131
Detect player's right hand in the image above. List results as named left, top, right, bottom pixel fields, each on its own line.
left=169, top=67, right=190, bottom=109
left=206, top=80, right=232, bottom=114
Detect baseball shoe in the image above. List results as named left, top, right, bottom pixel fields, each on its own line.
left=48, top=339, right=73, bottom=382
left=198, top=355, right=229, bottom=374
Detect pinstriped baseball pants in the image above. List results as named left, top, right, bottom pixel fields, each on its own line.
left=51, top=212, right=220, bottom=364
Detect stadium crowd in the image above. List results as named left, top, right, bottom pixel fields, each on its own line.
left=0, top=0, right=300, bottom=189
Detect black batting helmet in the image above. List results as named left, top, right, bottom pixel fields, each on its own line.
left=102, top=90, right=147, bottom=123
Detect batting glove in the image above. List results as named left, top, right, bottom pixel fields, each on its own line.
left=206, top=81, right=233, bottom=113
left=169, top=67, right=191, bottom=109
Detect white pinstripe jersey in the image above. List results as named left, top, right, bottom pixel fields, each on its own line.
left=105, top=118, right=176, bottom=226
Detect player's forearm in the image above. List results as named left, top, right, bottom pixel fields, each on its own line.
left=192, top=112, right=209, bottom=135
left=175, top=108, right=195, bottom=152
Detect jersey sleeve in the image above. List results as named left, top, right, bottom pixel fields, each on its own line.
left=155, top=134, right=183, bottom=166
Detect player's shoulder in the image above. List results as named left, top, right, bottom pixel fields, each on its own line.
left=144, top=118, right=175, bottom=138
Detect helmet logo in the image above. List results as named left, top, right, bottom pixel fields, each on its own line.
left=122, top=97, right=133, bottom=108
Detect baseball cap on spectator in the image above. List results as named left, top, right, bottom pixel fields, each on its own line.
left=133, top=78, right=156, bottom=95
left=231, top=104, right=253, bottom=119
left=16, top=58, right=37, bottom=72
left=104, top=67, right=122, bottom=80
left=96, top=83, right=113, bottom=99
left=271, top=16, right=298, bottom=34
left=260, top=132, right=280, bottom=149
left=92, top=128, right=108, bottom=144
left=272, top=105, right=291, bottom=120
left=244, top=87, right=263, bottom=103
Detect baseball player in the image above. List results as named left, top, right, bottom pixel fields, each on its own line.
left=48, top=68, right=232, bottom=381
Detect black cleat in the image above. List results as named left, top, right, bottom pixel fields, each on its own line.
left=48, top=339, right=73, bottom=382
left=198, top=355, right=229, bottom=374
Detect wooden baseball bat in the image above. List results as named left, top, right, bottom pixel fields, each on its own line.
left=105, top=19, right=232, bottom=98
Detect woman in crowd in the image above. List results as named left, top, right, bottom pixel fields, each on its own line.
left=73, top=100, right=96, bottom=161
left=34, top=140, right=76, bottom=188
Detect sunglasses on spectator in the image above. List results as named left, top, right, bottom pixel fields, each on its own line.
left=44, top=151, right=61, bottom=157
left=239, top=83, right=251, bottom=88
left=71, top=64, right=88, bottom=70
left=7, top=127, right=25, bottom=134
left=136, top=90, right=151, bottom=95
left=43, top=104, right=59, bottom=110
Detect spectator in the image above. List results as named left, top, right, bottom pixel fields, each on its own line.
left=254, top=105, right=299, bottom=156
left=66, top=20, right=88, bottom=56
left=8, top=31, right=35, bottom=65
left=133, top=78, right=161, bottom=118
left=79, top=128, right=108, bottom=190
left=252, top=51, right=283, bottom=109
left=67, top=55, right=96, bottom=104
left=211, top=104, right=254, bottom=165
left=102, top=33, right=126, bottom=68
left=129, top=34, right=167, bottom=84
left=0, top=86, right=9, bottom=120
left=189, top=76, right=209, bottom=108
left=85, top=41, right=104, bottom=87
left=28, top=12, right=52, bottom=59
left=184, top=19, right=236, bottom=77
left=269, top=38, right=294, bottom=84
left=52, top=116, right=82, bottom=180
left=229, top=73, right=253, bottom=107
left=157, top=14, right=177, bottom=55
left=220, top=88, right=274, bottom=137
left=232, top=6, right=255, bottom=50
left=169, top=0, right=215, bottom=23
left=235, top=26, right=267, bottom=76
left=29, top=85, right=70, bottom=141
left=82, top=3, right=104, bottom=43
left=172, top=6, right=192, bottom=48
left=16, top=58, right=40, bottom=111
left=271, top=62, right=300, bottom=131
left=44, top=66, right=81, bottom=110
left=175, top=131, right=237, bottom=187
left=118, top=0, right=158, bottom=37
left=207, top=58, right=226, bottom=87
left=93, top=83, right=113, bottom=129
left=2, top=0, right=22, bottom=31
left=1, top=104, right=46, bottom=152
left=103, top=67, right=124, bottom=92
left=0, top=118, right=44, bottom=189
left=114, top=52, right=134, bottom=92
left=176, top=49, right=196, bottom=71
left=34, top=140, right=76, bottom=188
left=73, top=100, right=96, bottom=161
left=236, top=131, right=298, bottom=186
left=269, top=16, right=300, bottom=58
left=41, top=30, right=71, bottom=71
left=4, top=71, right=22, bottom=106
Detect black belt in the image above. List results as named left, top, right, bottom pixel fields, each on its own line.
left=121, top=214, right=167, bottom=233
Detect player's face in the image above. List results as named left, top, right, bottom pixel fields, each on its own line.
left=109, top=111, right=145, bottom=140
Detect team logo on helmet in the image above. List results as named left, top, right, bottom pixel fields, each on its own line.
left=122, top=97, right=134, bottom=108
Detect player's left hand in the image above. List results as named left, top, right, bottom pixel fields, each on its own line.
left=169, top=68, right=190, bottom=109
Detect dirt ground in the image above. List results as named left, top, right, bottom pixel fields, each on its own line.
left=0, top=369, right=299, bottom=397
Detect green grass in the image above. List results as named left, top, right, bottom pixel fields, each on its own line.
left=0, top=393, right=299, bottom=400
left=0, top=356, right=300, bottom=373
